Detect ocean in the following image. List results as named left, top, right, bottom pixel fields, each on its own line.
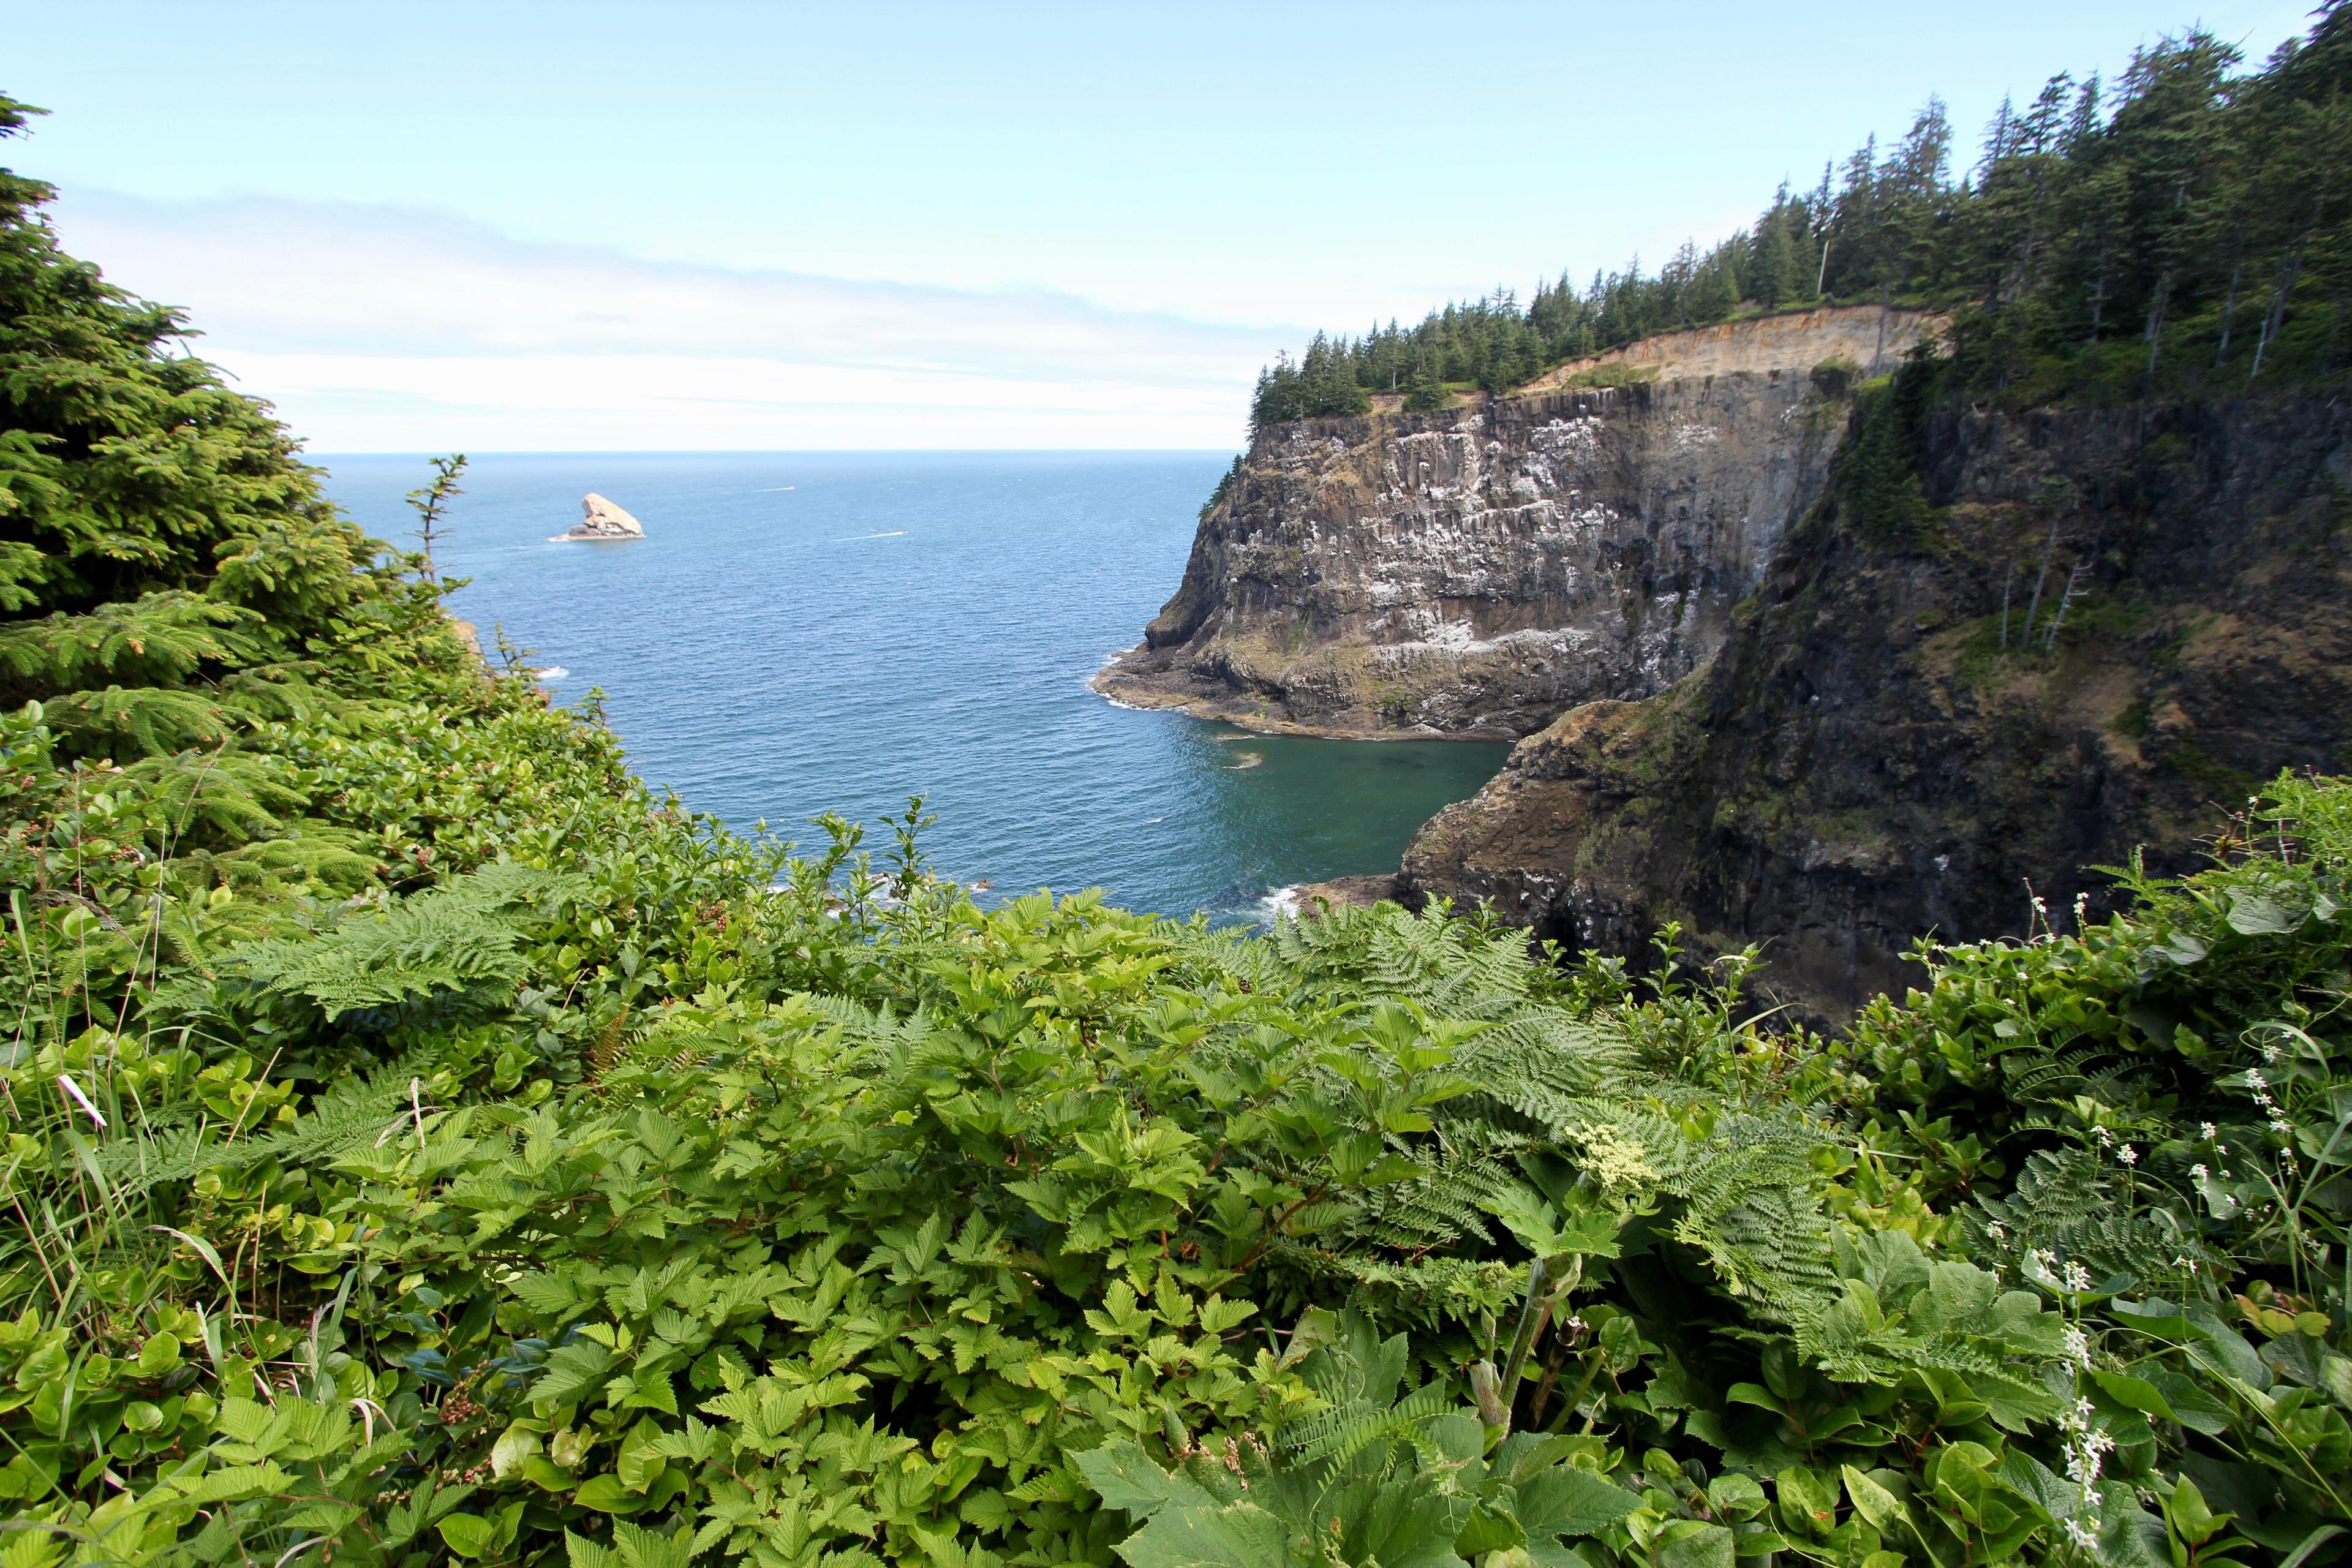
left=317, top=452, right=1508, bottom=922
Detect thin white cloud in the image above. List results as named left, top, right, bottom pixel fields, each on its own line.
left=50, top=191, right=1292, bottom=448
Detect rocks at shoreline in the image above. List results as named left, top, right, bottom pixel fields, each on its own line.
left=553, top=492, right=644, bottom=541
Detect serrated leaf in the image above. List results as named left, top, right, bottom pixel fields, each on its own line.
left=1512, top=1466, right=1642, bottom=1540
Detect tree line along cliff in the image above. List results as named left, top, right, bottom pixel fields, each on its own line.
left=1250, top=13, right=2352, bottom=426
left=1115, top=11, right=2352, bottom=1018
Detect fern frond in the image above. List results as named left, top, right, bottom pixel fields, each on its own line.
left=223, top=864, right=573, bottom=1020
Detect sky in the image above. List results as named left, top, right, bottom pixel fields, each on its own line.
left=9, top=0, right=2322, bottom=451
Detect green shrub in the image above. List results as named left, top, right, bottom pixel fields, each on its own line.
left=3, top=77, right=2348, bottom=1568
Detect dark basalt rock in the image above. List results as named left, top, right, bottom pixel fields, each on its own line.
left=1401, top=393, right=2352, bottom=1020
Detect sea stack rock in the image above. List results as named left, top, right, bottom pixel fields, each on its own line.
left=554, top=492, right=644, bottom=541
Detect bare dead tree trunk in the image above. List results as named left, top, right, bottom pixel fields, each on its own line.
left=2022, top=518, right=2059, bottom=648
left=2043, top=558, right=2088, bottom=650
left=2000, top=560, right=2016, bottom=650
left=2253, top=230, right=2311, bottom=380
left=2215, top=241, right=2245, bottom=367
left=2145, top=270, right=2171, bottom=376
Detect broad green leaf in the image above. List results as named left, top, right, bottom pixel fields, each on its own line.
left=1074, top=1442, right=1204, bottom=1519
left=1106, top=1495, right=1294, bottom=1568
left=2090, top=1369, right=2176, bottom=1421
left=1512, top=1466, right=1642, bottom=1542
left=1775, top=1466, right=1839, bottom=1537
left=572, top=1475, right=648, bottom=1514
left=437, top=1514, right=494, bottom=1560
left=1656, top=1521, right=1737, bottom=1568
left=1840, top=1465, right=1901, bottom=1529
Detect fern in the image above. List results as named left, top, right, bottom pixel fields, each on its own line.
left=91, top=1054, right=428, bottom=1202
left=224, top=864, right=575, bottom=1020
left=1964, top=1148, right=2201, bottom=1283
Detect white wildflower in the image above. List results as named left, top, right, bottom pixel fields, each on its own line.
left=1986, top=1221, right=2008, bottom=1241
left=2094, top=1126, right=2113, bottom=1146
left=2065, top=1517, right=2100, bottom=1551
left=2064, top=1261, right=2093, bottom=1293
left=2116, top=1145, right=2138, bottom=1167
left=2190, top=1163, right=2209, bottom=1180
left=2271, top=1118, right=2293, bottom=1136
left=2200, top=1121, right=2217, bottom=1141
left=2063, top=1325, right=2092, bottom=1369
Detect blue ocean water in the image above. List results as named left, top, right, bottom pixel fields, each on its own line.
left=317, top=453, right=1507, bottom=921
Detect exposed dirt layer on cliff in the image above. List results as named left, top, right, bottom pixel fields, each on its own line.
left=1097, top=308, right=1943, bottom=739
left=1401, top=391, right=2352, bottom=1019
left=1521, top=304, right=1947, bottom=393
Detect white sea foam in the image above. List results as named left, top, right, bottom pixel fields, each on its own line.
left=838, top=529, right=908, bottom=540
left=532, top=666, right=569, bottom=681
left=1259, top=885, right=1305, bottom=923
left=755, top=486, right=796, bottom=491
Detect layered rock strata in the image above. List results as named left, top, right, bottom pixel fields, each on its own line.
left=1098, top=306, right=1941, bottom=737
left=1401, top=393, right=2352, bottom=1017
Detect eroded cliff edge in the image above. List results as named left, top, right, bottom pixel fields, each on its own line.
left=1401, top=387, right=2352, bottom=1016
left=1096, top=306, right=1940, bottom=737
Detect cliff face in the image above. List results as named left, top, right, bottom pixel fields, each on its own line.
left=1097, top=307, right=1940, bottom=737
left=1401, top=390, right=2352, bottom=1016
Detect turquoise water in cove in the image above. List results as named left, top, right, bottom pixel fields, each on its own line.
left=317, top=453, right=1508, bottom=922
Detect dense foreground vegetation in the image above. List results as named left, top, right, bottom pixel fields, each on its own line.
left=1251, top=4, right=2352, bottom=423
left=4, top=85, right=2350, bottom=1568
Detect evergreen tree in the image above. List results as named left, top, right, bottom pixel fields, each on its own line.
left=1248, top=12, right=2352, bottom=429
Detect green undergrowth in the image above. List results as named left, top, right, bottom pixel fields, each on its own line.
left=4, top=81, right=2351, bottom=1568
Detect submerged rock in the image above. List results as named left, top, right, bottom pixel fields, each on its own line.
left=554, top=492, right=644, bottom=541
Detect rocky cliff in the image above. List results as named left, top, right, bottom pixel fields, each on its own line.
left=1400, top=385, right=2352, bottom=1016
left=1096, top=306, right=1941, bottom=737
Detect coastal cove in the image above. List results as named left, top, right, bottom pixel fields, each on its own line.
left=318, top=451, right=1510, bottom=921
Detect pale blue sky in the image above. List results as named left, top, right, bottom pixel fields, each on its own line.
left=9, top=1, right=2320, bottom=448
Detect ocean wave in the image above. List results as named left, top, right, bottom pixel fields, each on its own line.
left=531, top=666, right=569, bottom=681
left=1258, top=884, right=1304, bottom=924
left=837, top=529, right=909, bottom=541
